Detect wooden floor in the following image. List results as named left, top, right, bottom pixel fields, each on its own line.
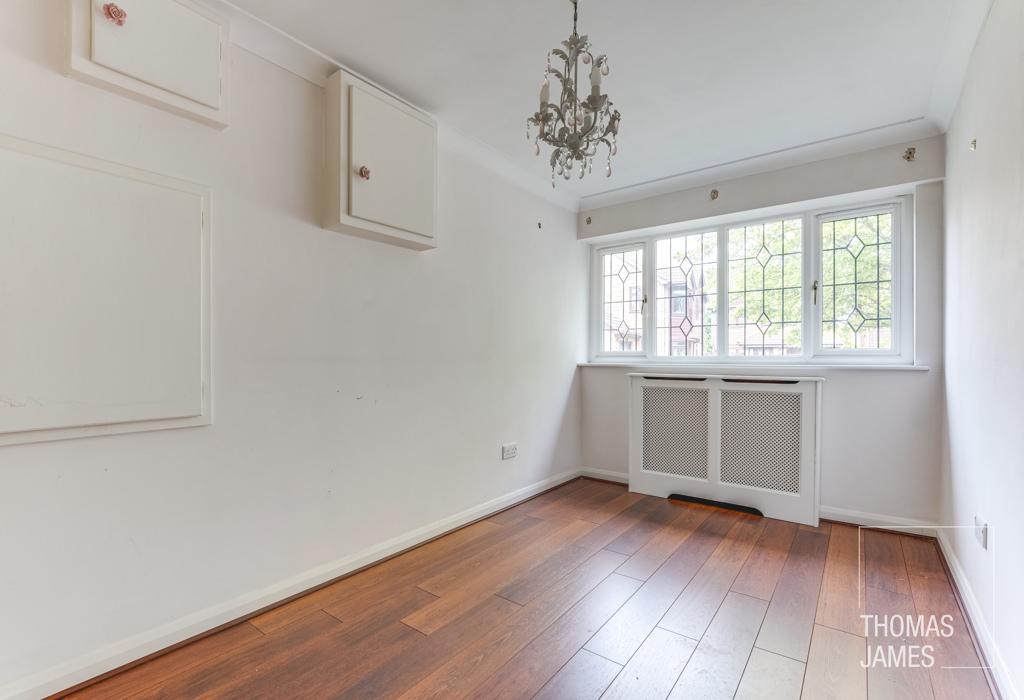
left=68, top=479, right=994, bottom=699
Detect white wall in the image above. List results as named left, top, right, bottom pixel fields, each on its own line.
left=580, top=181, right=945, bottom=524
left=942, top=0, right=1023, bottom=694
left=578, top=135, right=945, bottom=238
left=0, top=1, right=586, bottom=695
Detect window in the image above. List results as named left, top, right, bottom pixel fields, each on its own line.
left=591, top=198, right=911, bottom=364
left=655, top=231, right=717, bottom=357
left=599, top=245, right=644, bottom=353
left=727, top=218, right=803, bottom=357
left=817, top=208, right=894, bottom=352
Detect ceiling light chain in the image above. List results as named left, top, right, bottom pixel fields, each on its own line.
left=526, top=0, right=621, bottom=188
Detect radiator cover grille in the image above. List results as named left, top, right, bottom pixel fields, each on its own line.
left=720, top=390, right=802, bottom=493
left=641, top=385, right=709, bottom=480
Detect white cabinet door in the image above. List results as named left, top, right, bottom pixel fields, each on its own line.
left=349, top=85, right=436, bottom=239
left=91, top=0, right=224, bottom=109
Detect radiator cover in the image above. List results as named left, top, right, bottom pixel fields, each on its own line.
left=630, top=375, right=820, bottom=525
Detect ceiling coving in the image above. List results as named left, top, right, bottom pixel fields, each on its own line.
left=527, top=0, right=621, bottom=187
left=227, top=0, right=991, bottom=200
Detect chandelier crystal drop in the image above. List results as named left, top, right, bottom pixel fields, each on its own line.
left=526, top=0, right=621, bottom=188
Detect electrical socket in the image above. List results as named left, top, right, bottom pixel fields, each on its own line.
left=974, top=515, right=988, bottom=550
left=501, top=442, right=518, bottom=460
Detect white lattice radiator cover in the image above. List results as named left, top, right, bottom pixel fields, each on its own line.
left=630, top=375, right=821, bottom=525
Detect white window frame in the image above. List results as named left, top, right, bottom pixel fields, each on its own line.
left=588, top=195, right=915, bottom=366
left=810, top=201, right=914, bottom=363
left=591, top=241, right=650, bottom=359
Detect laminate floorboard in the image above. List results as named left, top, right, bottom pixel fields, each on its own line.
left=755, top=526, right=829, bottom=662
left=865, top=585, right=934, bottom=700
left=584, top=508, right=738, bottom=664
left=658, top=514, right=764, bottom=640
left=863, top=529, right=912, bottom=595
left=532, top=649, right=621, bottom=700
left=908, top=573, right=993, bottom=700
left=469, top=573, right=639, bottom=700
left=69, top=479, right=996, bottom=700
left=801, top=624, right=867, bottom=700
left=668, top=591, right=767, bottom=700
left=731, top=518, right=798, bottom=600
left=815, top=522, right=865, bottom=636
left=600, top=627, right=697, bottom=700
left=614, top=502, right=711, bottom=581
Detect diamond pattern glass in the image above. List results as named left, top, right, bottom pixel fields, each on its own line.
left=601, top=246, right=644, bottom=352
left=728, top=219, right=803, bottom=356
left=655, top=231, right=718, bottom=357
left=820, top=213, right=893, bottom=350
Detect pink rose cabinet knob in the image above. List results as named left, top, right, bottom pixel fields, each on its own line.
left=102, top=3, right=127, bottom=27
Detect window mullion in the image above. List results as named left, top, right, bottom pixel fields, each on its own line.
left=716, top=226, right=728, bottom=358
left=644, top=239, right=655, bottom=358
left=804, top=212, right=816, bottom=361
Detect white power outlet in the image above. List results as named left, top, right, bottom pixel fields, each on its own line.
left=501, top=442, right=518, bottom=460
left=974, top=515, right=988, bottom=550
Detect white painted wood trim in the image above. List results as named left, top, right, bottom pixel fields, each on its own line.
left=578, top=120, right=942, bottom=212
left=579, top=467, right=629, bottom=484
left=0, top=468, right=583, bottom=700
left=578, top=135, right=946, bottom=237
left=581, top=362, right=929, bottom=372
left=818, top=506, right=937, bottom=533
left=0, top=132, right=212, bottom=447
left=195, top=0, right=338, bottom=88
left=936, top=530, right=1020, bottom=700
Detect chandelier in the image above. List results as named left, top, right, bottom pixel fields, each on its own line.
left=527, top=0, right=621, bottom=187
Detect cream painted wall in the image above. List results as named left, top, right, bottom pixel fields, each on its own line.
left=0, top=1, right=586, bottom=694
left=942, top=0, right=1023, bottom=694
left=580, top=181, right=945, bottom=524
left=578, top=135, right=945, bottom=238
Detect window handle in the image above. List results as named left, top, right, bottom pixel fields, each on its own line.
left=812, top=280, right=819, bottom=305
left=641, top=294, right=648, bottom=313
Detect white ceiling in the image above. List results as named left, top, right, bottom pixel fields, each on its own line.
left=229, top=0, right=991, bottom=202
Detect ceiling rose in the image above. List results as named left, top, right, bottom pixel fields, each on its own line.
left=527, top=0, right=621, bottom=187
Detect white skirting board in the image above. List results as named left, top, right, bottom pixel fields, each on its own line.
left=579, top=467, right=628, bottom=484
left=0, top=469, right=582, bottom=700
left=9, top=474, right=1015, bottom=700
left=936, top=531, right=1020, bottom=700
left=818, top=505, right=937, bottom=535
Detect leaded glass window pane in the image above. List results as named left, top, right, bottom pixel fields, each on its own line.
left=654, top=231, right=718, bottom=357
left=727, top=219, right=803, bottom=356
left=601, top=246, right=644, bottom=352
left=820, top=212, right=893, bottom=350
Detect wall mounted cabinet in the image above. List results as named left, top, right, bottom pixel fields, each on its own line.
left=324, top=70, right=438, bottom=250
left=66, top=0, right=229, bottom=129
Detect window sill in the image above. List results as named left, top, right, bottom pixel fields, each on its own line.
left=579, top=361, right=930, bottom=372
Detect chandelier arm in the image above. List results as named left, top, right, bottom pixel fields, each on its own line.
left=545, top=102, right=566, bottom=126
left=577, top=119, right=597, bottom=140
